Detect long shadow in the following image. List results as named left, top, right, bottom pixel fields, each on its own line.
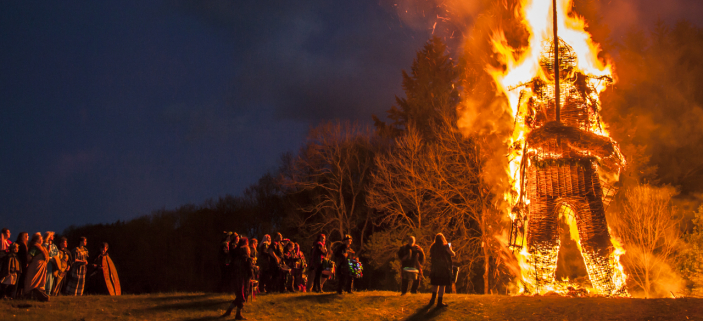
left=183, top=316, right=223, bottom=321
left=142, top=298, right=232, bottom=312
left=141, top=293, right=216, bottom=302
left=405, top=304, right=447, bottom=321
left=278, top=293, right=341, bottom=304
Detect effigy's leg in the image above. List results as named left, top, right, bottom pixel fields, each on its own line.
left=526, top=168, right=559, bottom=294
left=573, top=165, right=622, bottom=295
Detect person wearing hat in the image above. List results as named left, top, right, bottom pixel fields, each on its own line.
left=334, top=235, right=355, bottom=294
left=398, top=235, right=425, bottom=295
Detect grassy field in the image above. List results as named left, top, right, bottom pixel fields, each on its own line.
left=1, top=291, right=702, bottom=321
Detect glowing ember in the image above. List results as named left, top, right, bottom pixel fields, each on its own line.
left=489, top=0, right=628, bottom=296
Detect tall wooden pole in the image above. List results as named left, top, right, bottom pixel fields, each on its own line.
left=553, top=0, right=560, bottom=123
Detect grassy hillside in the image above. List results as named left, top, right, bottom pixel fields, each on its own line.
left=1, top=291, right=702, bottom=320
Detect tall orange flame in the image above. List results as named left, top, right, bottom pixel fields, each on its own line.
left=487, top=0, right=627, bottom=296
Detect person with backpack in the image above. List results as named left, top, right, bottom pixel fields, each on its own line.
left=398, top=235, right=425, bottom=295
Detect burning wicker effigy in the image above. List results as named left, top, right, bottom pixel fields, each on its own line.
left=508, top=38, right=627, bottom=296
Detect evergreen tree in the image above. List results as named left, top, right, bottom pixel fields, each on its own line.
left=373, top=36, right=460, bottom=139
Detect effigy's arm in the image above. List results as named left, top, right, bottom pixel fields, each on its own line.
left=526, top=121, right=625, bottom=168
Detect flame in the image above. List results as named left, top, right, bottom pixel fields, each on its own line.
left=487, top=0, right=628, bottom=296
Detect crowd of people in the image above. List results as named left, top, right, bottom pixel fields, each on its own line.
left=217, top=232, right=363, bottom=319
left=0, top=228, right=114, bottom=301
left=218, top=231, right=455, bottom=319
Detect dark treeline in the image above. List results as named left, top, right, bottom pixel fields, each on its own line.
left=60, top=10, right=703, bottom=295
left=62, top=174, right=287, bottom=294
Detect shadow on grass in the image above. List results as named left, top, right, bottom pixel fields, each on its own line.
left=141, top=298, right=232, bottom=312
left=141, top=293, right=217, bottom=302
left=404, top=304, right=447, bottom=321
left=277, top=293, right=343, bottom=304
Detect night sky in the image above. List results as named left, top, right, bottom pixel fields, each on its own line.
left=2, top=0, right=702, bottom=235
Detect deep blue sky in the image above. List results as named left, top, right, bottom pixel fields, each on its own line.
left=0, top=1, right=434, bottom=234
left=1, top=0, right=702, bottom=235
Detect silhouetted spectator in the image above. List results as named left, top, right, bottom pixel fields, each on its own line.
left=428, top=233, right=454, bottom=307
left=52, top=237, right=72, bottom=296
left=0, top=243, right=21, bottom=299
left=222, top=237, right=253, bottom=320
left=42, top=231, right=58, bottom=295
left=334, top=235, right=355, bottom=294
left=292, top=243, right=306, bottom=292
left=0, top=228, right=10, bottom=256
left=309, top=233, right=327, bottom=293
left=249, top=238, right=259, bottom=283
left=271, top=233, right=285, bottom=292
left=65, top=237, right=89, bottom=296
left=257, top=234, right=272, bottom=293
left=218, top=232, right=232, bottom=292
left=24, top=233, right=49, bottom=301
left=14, top=232, right=28, bottom=297
left=398, top=235, right=425, bottom=295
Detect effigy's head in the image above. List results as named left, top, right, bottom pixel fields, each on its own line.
left=539, top=38, right=577, bottom=82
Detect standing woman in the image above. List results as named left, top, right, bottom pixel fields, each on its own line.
left=14, top=232, right=28, bottom=297
left=24, top=233, right=49, bottom=301
left=42, top=231, right=58, bottom=295
left=256, top=234, right=271, bottom=293
left=428, top=233, right=455, bottom=307
left=223, top=237, right=253, bottom=320
left=65, top=237, right=89, bottom=295
left=52, top=237, right=72, bottom=296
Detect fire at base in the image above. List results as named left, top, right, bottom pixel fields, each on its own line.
left=489, top=0, right=629, bottom=296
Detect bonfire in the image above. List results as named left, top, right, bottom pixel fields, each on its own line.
left=490, top=0, right=628, bottom=296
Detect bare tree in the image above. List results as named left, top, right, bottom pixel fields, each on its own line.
left=282, top=121, right=377, bottom=246
left=367, top=123, right=506, bottom=293
left=609, top=184, right=684, bottom=297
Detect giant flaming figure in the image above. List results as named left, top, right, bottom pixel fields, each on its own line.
left=489, top=0, right=628, bottom=296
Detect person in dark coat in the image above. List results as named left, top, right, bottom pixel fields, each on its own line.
left=256, top=234, right=272, bottom=293
left=218, top=232, right=232, bottom=292
left=223, top=237, right=253, bottom=320
left=309, top=233, right=327, bottom=293
left=398, top=235, right=425, bottom=295
left=270, top=233, right=285, bottom=292
left=334, top=235, right=355, bottom=294
left=86, top=242, right=111, bottom=294
left=428, top=233, right=454, bottom=307
left=13, top=232, right=28, bottom=297
left=0, top=243, right=22, bottom=299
